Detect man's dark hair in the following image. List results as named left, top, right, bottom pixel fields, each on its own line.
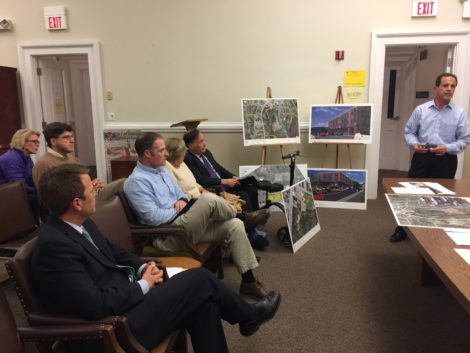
left=435, top=73, right=458, bottom=87
left=134, top=132, right=163, bottom=157
left=183, top=129, right=200, bottom=147
left=43, top=122, right=73, bottom=148
left=38, top=164, right=89, bottom=216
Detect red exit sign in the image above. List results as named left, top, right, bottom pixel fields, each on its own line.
left=44, top=6, right=68, bottom=30
left=47, top=16, right=63, bottom=29
left=412, top=0, right=438, bottom=17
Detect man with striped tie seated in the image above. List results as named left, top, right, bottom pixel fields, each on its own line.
left=31, top=163, right=281, bottom=353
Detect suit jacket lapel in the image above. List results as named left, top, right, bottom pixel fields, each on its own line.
left=49, top=217, right=120, bottom=269
left=189, top=151, right=209, bottom=176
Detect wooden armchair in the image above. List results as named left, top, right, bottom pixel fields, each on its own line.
left=117, top=192, right=224, bottom=278
left=91, top=196, right=201, bottom=270
left=0, top=287, right=124, bottom=353
left=0, top=180, right=39, bottom=283
left=0, top=180, right=39, bottom=249
left=5, top=237, right=188, bottom=353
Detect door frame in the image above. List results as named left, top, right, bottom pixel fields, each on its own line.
left=368, top=30, right=470, bottom=199
left=18, top=40, right=106, bottom=181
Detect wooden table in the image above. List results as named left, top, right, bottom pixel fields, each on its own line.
left=383, top=178, right=470, bottom=315
left=110, top=156, right=137, bottom=181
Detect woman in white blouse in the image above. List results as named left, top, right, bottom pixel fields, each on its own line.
left=164, top=137, right=270, bottom=250
left=164, top=137, right=204, bottom=200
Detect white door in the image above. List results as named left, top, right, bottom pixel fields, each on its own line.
left=69, top=59, right=96, bottom=167
left=36, top=55, right=96, bottom=168
left=37, top=56, right=70, bottom=127
left=379, top=47, right=418, bottom=170
left=19, top=41, right=107, bottom=181
left=379, top=65, right=404, bottom=170
left=379, top=44, right=453, bottom=172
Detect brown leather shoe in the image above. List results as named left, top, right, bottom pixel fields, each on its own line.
left=240, top=280, right=267, bottom=299
left=243, top=209, right=271, bottom=229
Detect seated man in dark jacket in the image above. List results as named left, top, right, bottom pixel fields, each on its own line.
left=183, top=129, right=270, bottom=249
left=183, top=129, right=260, bottom=209
left=31, top=163, right=281, bottom=353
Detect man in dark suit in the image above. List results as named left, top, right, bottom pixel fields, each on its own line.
left=183, top=129, right=270, bottom=249
left=183, top=129, right=260, bottom=210
left=31, top=164, right=281, bottom=353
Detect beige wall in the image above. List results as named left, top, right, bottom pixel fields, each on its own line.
left=2, top=1, right=470, bottom=180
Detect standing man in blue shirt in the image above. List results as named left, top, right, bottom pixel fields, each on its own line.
left=390, top=72, right=470, bottom=242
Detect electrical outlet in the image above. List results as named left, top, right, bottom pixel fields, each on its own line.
left=107, top=112, right=116, bottom=121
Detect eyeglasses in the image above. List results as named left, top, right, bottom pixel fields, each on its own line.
left=56, top=135, right=75, bottom=141
left=26, top=140, right=40, bottom=145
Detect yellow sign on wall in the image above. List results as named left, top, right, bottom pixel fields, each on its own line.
left=344, top=70, right=367, bottom=87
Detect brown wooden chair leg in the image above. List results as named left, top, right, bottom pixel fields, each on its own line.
left=215, top=246, right=224, bottom=280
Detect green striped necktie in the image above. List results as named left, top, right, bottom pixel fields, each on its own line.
left=82, top=227, right=135, bottom=282
left=81, top=227, right=98, bottom=250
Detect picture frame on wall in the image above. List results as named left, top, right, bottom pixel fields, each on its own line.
left=309, top=103, right=372, bottom=144
left=308, top=168, right=367, bottom=210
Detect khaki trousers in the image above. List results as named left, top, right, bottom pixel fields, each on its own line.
left=156, top=193, right=259, bottom=274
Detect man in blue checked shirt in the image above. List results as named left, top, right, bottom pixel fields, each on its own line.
left=390, top=72, right=470, bottom=242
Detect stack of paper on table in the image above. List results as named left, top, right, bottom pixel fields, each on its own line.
left=391, top=187, right=435, bottom=195
left=455, top=249, right=470, bottom=266
left=398, top=182, right=455, bottom=195
left=446, top=228, right=470, bottom=246
left=166, top=267, right=186, bottom=278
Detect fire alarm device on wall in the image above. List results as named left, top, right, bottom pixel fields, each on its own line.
left=335, top=50, right=345, bottom=61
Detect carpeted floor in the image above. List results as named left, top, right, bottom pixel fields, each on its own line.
left=221, top=170, right=470, bottom=353
left=3, top=169, right=470, bottom=353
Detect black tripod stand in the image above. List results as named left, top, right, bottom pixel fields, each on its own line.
left=276, top=151, right=300, bottom=248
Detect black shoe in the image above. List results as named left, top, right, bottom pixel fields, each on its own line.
left=239, top=291, right=281, bottom=337
left=389, top=227, right=407, bottom=243
left=248, top=229, right=269, bottom=250
left=250, top=236, right=269, bottom=250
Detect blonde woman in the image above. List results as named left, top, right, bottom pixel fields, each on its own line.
left=165, top=137, right=270, bottom=250
left=0, top=128, right=41, bottom=194
left=165, top=137, right=204, bottom=200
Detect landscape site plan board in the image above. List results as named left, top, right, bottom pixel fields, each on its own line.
left=281, top=179, right=321, bottom=253
left=386, top=194, right=470, bottom=229
left=241, top=98, right=300, bottom=146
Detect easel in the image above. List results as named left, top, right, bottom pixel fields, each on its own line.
left=260, top=87, right=285, bottom=165
left=320, top=86, right=353, bottom=169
